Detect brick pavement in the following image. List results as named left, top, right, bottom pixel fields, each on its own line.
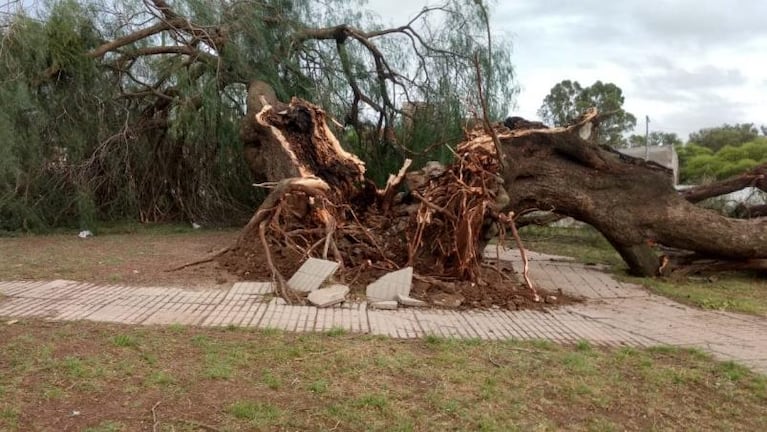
left=1, top=246, right=766, bottom=374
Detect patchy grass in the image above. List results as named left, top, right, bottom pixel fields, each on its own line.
left=520, top=226, right=767, bottom=316
left=0, top=225, right=239, bottom=287
left=519, top=225, right=624, bottom=268
left=626, top=274, right=767, bottom=316
left=0, top=321, right=765, bottom=431
left=227, top=400, right=283, bottom=426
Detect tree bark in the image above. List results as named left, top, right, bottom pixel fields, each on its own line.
left=500, top=112, right=767, bottom=276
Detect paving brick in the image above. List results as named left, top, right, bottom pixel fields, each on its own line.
left=368, top=309, right=421, bottom=338
left=230, top=281, right=273, bottom=295
left=86, top=305, right=144, bottom=324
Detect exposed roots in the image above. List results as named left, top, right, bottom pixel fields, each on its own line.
left=193, top=98, right=530, bottom=302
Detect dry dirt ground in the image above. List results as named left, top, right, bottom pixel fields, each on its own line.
left=0, top=228, right=240, bottom=288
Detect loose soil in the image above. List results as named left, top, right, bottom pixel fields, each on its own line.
left=218, top=238, right=577, bottom=310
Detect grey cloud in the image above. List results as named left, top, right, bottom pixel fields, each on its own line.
left=496, top=0, right=767, bottom=50
left=633, top=1, right=767, bottom=47
left=660, top=98, right=748, bottom=139
left=367, top=0, right=766, bottom=137
left=634, top=64, right=747, bottom=96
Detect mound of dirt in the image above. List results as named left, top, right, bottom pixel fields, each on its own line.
left=218, top=243, right=577, bottom=311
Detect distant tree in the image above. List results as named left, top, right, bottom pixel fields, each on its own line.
left=538, top=80, right=637, bottom=147
left=678, top=138, right=767, bottom=183
left=537, top=80, right=584, bottom=126
left=627, top=131, right=682, bottom=148
left=687, top=123, right=759, bottom=152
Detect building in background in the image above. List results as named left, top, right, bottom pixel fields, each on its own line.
left=619, top=146, right=679, bottom=185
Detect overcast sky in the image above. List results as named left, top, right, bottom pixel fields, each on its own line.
left=366, top=0, right=767, bottom=140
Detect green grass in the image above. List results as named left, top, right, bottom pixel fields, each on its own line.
left=520, top=226, right=767, bottom=316
left=308, top=379, right=328, bottom=394
left=1, top=321, right=765, bottom=431
left=628, top=274, right=767, bottom=315
left=227, top=401, right=283, bottom=424
left=261, top=370, right=281, bottom=390
left=111, top=334, right=137, bottom=347
left=519, top=225, right=624, bottom=268
left=0, top=226, right=239, bottom=286
left=325, top=326, right=347, bottom=337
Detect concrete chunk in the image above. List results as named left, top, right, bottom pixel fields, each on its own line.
left=308, top=284, right=349, bottom=308
left=366, top=267, right=413, bottom=302
left=397, top=293, right=427, bottom=307
left=288, top=258, right=340, bottom=292
left=369, top=300, right=398, bottom=310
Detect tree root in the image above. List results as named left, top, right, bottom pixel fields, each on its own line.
left=166, top=246, right=231, bottom=272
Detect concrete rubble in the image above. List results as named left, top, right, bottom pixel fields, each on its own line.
left=396, top=293, right=426, bottom=307
left=366, top=266, right=413, bottom=302
left=368, top=300, right=398, bottom=310
left=308, top=284, right=349, bottom=308
left=287, top=258, right=340, bottom=292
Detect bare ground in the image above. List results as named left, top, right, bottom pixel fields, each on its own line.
left=0, top=228, right=240, bottom=288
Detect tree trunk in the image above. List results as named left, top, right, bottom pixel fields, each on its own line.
left=500, top=111, right=767, bottom=276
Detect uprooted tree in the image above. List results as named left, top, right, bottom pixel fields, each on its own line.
left=230, top=97, right=767, bottom=297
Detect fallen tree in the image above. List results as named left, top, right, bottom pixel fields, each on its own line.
left=500, top=110, right=767, bottom=276
left=221, top=96, right=767, bottom=301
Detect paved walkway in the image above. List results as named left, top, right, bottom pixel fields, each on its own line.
left=1, top=247, right=766, bottom=374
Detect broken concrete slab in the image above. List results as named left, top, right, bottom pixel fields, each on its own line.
left=287, top=258, right=340, bottom=293
left=430, top=292, right=464, bottom=308
left=366, top=266, right=413, bottom=302
left=308, top=284, right=349, bottom=308
left=397, top=293, right=427, bottom=307
left=369, top=300, right=398, bottom=310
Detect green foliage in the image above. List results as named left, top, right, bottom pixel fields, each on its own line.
left=688, top=123, right=760, bottom=152
left=538, top=80, right=636, bottom=147
left=679, top=137, right=767, bottom=183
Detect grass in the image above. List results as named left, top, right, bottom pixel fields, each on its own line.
left=520, top=225, right=767, bottom=316
left=519, top=225, right=624, bottom=268
left=227, top=401, right=283, bottom=425
left=628, top=274, right=767, bottom=315
left=0, top=320, right=765, bottom=431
